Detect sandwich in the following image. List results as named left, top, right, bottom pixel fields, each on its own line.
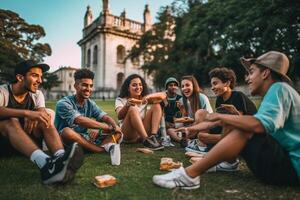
left=94, top=175, right=117, bottom=188
left=160, top=157, right=182, bottom=171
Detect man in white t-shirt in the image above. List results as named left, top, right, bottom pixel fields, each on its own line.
left=0, top=60, right=83, bottom=185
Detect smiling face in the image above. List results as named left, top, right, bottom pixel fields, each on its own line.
left=181, top=79, right=193, bottom=98
left=74, top=78, right=93, bottom=99
left=210, top=77, right=230, bottom=97
left=245, top=64, right=265, bottom=96
left=128, top=77, right=143, bottom=98
left=18, top=67, right=43, bottom=93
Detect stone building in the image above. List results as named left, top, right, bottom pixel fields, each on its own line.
left=49, top=66, right=78, bottom=99
left=78, top=0, right=153, bottom=98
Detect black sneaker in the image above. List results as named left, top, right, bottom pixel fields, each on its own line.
left=143, top=136, right=164, bottom=151
left=41, top=142, right=84, bottom=184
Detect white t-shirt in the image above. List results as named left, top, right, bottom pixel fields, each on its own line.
left=115, top=97, right=148, bottom=126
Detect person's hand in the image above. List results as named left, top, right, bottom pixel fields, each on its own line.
left=24, top=118, right=38, bottom=134
left=89, top=130, right=99, bottom=142
left=205, top=113, right=220, bottom=122
left=114, top=126, right=122, bottom=134
left=141, top=97, right=148, bottom=104
left=220, top=104, right=240, bottom=115
left=26, top=110, right=51, bottom=128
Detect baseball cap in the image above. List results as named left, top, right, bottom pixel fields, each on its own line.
left=240, top=51, right=291, bottom=83
left=14, top=60, right=50, bottom=75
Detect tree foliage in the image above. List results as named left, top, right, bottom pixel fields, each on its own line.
left=0, top=9, right=51, bottom=76
left=129, top=0, right=300, bottom=87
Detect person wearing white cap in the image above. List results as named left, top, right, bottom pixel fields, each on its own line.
left=153, top=51, right=300, bottom=189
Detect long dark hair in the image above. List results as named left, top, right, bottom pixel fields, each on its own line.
left=181, top=75, right=203, bottom=116
left=118, top=74, right=149, bottom=98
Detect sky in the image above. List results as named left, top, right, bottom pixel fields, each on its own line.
left=0, top=0, right=174, bottom=71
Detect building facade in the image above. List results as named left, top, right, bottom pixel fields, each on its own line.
left=49, top=67, right=78, bottom=99
left=78, top=0, right=153, bottom=98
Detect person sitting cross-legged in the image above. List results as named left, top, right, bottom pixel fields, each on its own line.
left=55, top=69, right=123, bottom=164
left=0, top=60, right=84, bottom=185
left=153, top=51, right=300, bottom=189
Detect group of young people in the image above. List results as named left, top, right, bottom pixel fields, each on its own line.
left=0, top=50, right=299, bottom=189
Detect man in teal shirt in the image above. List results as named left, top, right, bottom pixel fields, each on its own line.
left=153, top=51, right=300, bottom=189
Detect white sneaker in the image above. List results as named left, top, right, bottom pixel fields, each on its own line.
left=153, top=167, right=200, bottom=190
left=207, top=160, right=239, bottom=172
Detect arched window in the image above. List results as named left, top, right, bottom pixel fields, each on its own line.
left=87, top=49, right=91, bottom=67
left=116, top=73, right=124, bottom=91
left=116, top=45, right=125, bottom=64
left=93, top=45, right=98, bottom=64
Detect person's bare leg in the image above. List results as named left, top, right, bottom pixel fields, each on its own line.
left=121, top=106, right=148, bottom=141
left=143, top=104, right=162, bottom=135
left=185, top=128, right=251, bottom=177
left=167, top=128, right=181, bottom=142
left=0, top=118, right=39, bottom=157
left=34, top=122, right=64, bottom=154
left=194, top=109, right=208, bottom=124
left=61, top=128, right=105, bottom=153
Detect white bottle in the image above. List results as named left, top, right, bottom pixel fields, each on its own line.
left=110, top=144, right=121, bottom=166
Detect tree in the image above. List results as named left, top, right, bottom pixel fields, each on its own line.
left=41, top=72, right=61, bottom=99
left=0, top=9, right=51, bottom=77
left=130, top=0, right=300, bottom=87
left=128, top=6, right=176, bottom=88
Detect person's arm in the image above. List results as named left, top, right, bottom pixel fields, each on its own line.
left=100, top=115, right=121, bottom=133
left=74, top=115, right=111, bottom=131
left=115, top=98, right=136, bottom=120
left=0, top=107, right=51, bottom=127
left=206, top=113, right=265, bottom=134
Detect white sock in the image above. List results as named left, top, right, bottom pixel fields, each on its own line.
left=30, top=149, right=50, bottom=169
left=53, top=149, right=65, bottom=157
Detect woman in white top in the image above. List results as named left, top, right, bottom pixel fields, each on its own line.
left=168, top=75, right=213, bottom=142
left=115, top=74, right=164, bottom=150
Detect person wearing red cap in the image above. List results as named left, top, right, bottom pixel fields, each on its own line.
left=0, top=60, right=84, bottom=185
left=153, top=51, right=300, bottom=189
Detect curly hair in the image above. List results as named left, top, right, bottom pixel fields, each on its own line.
left=118, top=74, right=149, bottom=98
left=74, top=68, right=94, bottom=81
left=209, top=67, right=236, bottom=89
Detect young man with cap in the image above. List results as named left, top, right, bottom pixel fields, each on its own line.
left=55, top=69, right=123, bottom=165
left=159, top=77, right=182, bottom=146
left=162, top=77, right=182, bottom=129
left=0, top=60, right=84, bottom=184
left=153, top=51, right=300, bottom=189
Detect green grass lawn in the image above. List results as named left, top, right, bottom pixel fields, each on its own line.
left=1, top=100, right=299, bottom=200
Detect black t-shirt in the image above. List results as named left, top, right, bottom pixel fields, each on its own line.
left=7, top=85, right=35, bottom=126
left=215, top=91, right=257, bottom=115
left=162, top=93, right=182, bottom=123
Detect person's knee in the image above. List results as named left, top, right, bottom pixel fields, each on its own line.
left=45, top=108, right=55, bottom=124
left=61, top=128, right=81, bottom=140
left=195, top=109, right=208, bottom=117
left=127, top=106, right=139, bottom=115
left=2, top=118, right=22, bottom=130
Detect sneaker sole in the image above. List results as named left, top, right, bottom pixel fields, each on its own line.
left=62, top=145, right=84, bottom=183
left=180, top=184, right=200, bottom=190
left=43, top=143, right=82, bottom=184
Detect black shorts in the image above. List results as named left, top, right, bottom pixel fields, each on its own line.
left=0, top=136, right=20, bottom=157
left=241, top=134, right=300, bottom=186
